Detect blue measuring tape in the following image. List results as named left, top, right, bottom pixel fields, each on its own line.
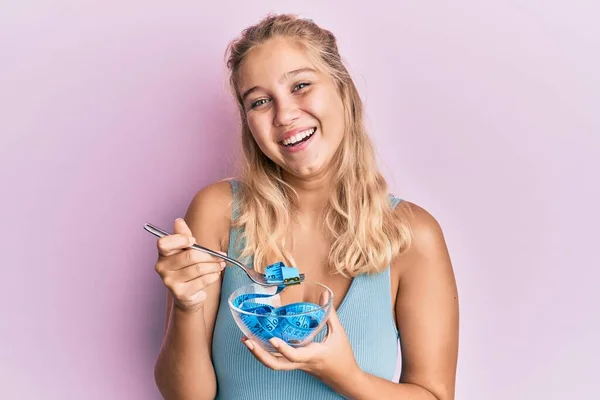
left=231, top=262, right=327, bottom=345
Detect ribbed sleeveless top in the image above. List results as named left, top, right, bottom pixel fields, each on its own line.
left=212, top=180, right=401, bottom=399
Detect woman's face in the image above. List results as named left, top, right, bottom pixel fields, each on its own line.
left=238, top=37, right=346, bottom=180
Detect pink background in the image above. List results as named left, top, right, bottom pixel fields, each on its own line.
left=1, top=1, right=598, bottom=399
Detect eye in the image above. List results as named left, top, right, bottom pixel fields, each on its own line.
left=293, top=82, right=311, bottom=91
left=249, top=98, right=270, bottom=109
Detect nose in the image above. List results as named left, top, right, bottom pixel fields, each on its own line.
left=273, top=99, right=300, bottom=127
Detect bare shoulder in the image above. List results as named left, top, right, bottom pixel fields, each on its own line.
left=392, top=201, right=453, bottom=276
left=186, top=178, right=234, bottom=217
left=184, top=178, right=235, bottom=252
left=397, top=201, right=447, bottom=250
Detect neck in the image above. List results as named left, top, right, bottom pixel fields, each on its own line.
left=282, top=169, right=334, bottom=221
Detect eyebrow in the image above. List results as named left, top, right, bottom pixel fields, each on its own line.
left=241, top=67, right=317, bottom=102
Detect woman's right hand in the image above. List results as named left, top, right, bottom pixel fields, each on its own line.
left=154, top=218, right=226, bottom=313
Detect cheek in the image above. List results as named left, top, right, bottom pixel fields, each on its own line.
left=246, top=114, right=276, bottom=152
left=246, top=114, right=267, bottom=141
left=306, top=89, right=344, bottom=125
left=320, top=93, right=345, bottom=135
left=303, top=91, right=329, bottom=116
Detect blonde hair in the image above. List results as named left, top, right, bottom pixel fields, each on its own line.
left=225, top=13, right=411, bottom=277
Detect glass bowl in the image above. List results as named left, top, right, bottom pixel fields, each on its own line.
left=228, top=280, right=334, bottom=352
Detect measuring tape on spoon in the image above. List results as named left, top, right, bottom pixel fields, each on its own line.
left=231, top=262, right=327, bottom=345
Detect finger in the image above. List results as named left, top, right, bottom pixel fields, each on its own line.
left=242, top=338, right=299, bottom=371
left=318, top=289, right=333, bottom=307
left=180, top=248, right=227, bottom=267
left=324, top=307, right=341, bottom=340
left=157, top=234, right=195, bottom=257
left=173, top=217, right=193, bottom=236
left=173, top=261, right=225, bottom=282
left=169, top=272, right=222, bottom=298
left=168, top=248, right=226, bottom=270
left=269, top=338, right=317, bottom=363
left=191, top=271, right=223, bottom=292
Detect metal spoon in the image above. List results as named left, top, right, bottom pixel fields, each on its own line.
left=143, top=223, right=305, bottom=287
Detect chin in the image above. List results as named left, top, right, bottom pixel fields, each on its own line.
left=286, top=159, right=332, bottom=180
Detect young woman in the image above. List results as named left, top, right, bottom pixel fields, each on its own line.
left=152, top=14, right=459, bottom=400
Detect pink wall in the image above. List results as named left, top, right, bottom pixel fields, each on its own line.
left=1, top=1, right=598, bottom=399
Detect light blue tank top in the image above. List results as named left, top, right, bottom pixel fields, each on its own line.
left=212, top=180, right=401, bottom=399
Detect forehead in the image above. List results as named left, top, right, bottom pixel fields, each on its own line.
left=238, top=37, right=317, bottom=89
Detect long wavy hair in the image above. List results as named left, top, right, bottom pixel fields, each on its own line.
left=225, top=13, right=411, bottom=277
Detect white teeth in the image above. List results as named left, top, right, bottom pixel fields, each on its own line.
left=282, top=128, right=316, bottom=146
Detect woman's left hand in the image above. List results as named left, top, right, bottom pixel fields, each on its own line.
left=242, top=307, right=362, bottom=385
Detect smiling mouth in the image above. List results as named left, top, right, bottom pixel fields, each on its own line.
left=280, top=127, right=316, bottom=147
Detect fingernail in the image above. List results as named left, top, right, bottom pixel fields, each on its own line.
left=244, top=340, right=254, bottom=350
left=270, top=338, right=280, bottom=348
left=220, top=262, right=226, bottom=269
left=189, top=237, right=196, bottom=245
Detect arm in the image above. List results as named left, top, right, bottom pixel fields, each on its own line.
left=154, top=180, right=233, bottom=400
left=335, top=202, right=459, bottom=400
left=240, top=202, right=459, bottom=400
